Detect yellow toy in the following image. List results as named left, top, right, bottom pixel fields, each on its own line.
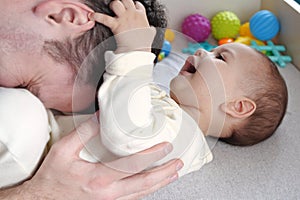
left=235, top=36, right=264, bottom=46
left=158, top=29, right=175, bottom=62
left=239, top=22, right=255, bottom=38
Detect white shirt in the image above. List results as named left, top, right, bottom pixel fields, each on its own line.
left=0, top=87, right=50, bottom=188
left=82, top=51, right=213, bottom=176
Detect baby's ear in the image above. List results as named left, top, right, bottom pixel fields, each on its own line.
left=221, top=97, right=256, bottom=119
left=34, top=0, right=95, bottom=38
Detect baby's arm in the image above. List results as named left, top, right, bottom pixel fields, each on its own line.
left=93, top=1, right=212, bottom=175
left=93, top=0, right=178, bottom=156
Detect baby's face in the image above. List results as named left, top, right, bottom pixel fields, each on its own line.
left=170, top=43, right=261, bottom=135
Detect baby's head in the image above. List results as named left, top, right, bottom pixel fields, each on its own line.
left=40, top=0, right=167, bottom=112
left=170, top=43, right=288, bottom=146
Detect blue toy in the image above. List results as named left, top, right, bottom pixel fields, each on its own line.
left=251, top=40, right=292, bottom=67
left=250, top=10, right=280, bottom=41
left=182, top=42, right=217, bottom=55
left=158, top=40, right=172, bottom=61
left=161, top=40, right=172, bottom=56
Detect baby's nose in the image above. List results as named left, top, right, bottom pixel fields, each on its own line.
left=194, top=48, right=209, bottom=57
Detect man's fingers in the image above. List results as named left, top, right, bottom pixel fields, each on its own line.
left=89, top=12, right=117, bottom=30
left=57, top=115, right=99, bottom=156
left=115, top=159, right=183, bottom=199
left=106, top=142, right=173, bottom=174
left=91, top=142, right=173, bottom=182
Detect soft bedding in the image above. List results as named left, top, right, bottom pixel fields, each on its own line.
left=146, top=51, right=300, bottom=200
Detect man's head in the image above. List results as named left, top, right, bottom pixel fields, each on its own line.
left=170, top=43, right=288, bottom=146
left=0, top=0, right=167, bottom=112
left=43, top=0, right=167, bottom=113
left=0, top=0, right=97, bottom=112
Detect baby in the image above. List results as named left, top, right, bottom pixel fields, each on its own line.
left=84, top=0, right=288, bottom=176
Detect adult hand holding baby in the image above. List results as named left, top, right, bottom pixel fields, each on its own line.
left=0, top=115, right=180, bottom=200
left=89, top=0, right=157, bottom=53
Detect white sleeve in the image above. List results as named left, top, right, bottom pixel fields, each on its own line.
left=0, top=88, right=50, bottom=188
left=97, top=52, right=213, bottom=176
left=99, top=52, right=190, bottom=154
left=99, top=51, right=166, bottom=156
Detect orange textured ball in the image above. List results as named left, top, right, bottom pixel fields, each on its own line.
left=218, top=38, right=234, bottom=45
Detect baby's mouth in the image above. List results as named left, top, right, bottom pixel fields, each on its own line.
left=180, top=56, right=197, bottom=74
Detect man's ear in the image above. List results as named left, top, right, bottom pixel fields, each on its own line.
left=221, top=97, right=256, bottom=119
left=34, top=0, right=95, bottom=38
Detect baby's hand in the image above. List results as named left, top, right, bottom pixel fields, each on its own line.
left=90, top=0, right=156, bottom=53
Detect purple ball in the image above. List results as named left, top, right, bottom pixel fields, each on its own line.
left=182, top=14, right=211, bottom=42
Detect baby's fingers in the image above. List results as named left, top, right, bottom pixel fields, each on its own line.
left=89, top=12, right=117, bottom=30
left=135, top=1, right=146, bottom=12
left=121, top=0, right=136, bottom=9
left=110, top=0, right=126, bottom=15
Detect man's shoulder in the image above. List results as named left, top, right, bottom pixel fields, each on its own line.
left=0, top=87, right=42, bottom=103
left=0, top=87, right=49, bottom=131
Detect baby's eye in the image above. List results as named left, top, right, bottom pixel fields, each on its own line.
left=216, top=53, right=225, bottom=61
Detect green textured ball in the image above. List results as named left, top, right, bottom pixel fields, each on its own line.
left=211, top=11, right=241, bottom=40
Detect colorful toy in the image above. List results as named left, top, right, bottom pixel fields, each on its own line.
left=158, top=52, right=166, bottom=61
left=218, top=38, right=234, bottom=45
left=181, top=14, right=211, bottom=42
left=250, top=10, right=280, bottom=41
left=182, top=42, right=217, bottom=55
left=239, top=22, right=254, bottom=38
left=161, top=40, right=172, bottom=56
left=251, top=40, right=292, bottom=67
left=164, top=29, right=175, bottom=42
left=235, top=36, right=264, bottom=46
left=211, top=11, right=240, bottom=40
left=158, top=40, right=172, bottom=61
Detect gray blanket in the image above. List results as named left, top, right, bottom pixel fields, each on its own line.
left=146, top=55, right=300, bottom=200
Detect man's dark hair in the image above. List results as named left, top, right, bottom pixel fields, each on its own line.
left=44, top=0, right=167, bottom=85
left=43, top=0, right=167, bottom=112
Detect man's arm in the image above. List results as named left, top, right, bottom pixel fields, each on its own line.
left=0, top=116, right=182, bottom=200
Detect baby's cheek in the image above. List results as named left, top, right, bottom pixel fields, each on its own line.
left=170, top=76, right=187, bottom=96
left=170, top=76, right=198, bottom=104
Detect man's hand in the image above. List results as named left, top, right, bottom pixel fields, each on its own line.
left=0, top=116, right=183, bottom=200
left=89, top=0, right=156, bottom=53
